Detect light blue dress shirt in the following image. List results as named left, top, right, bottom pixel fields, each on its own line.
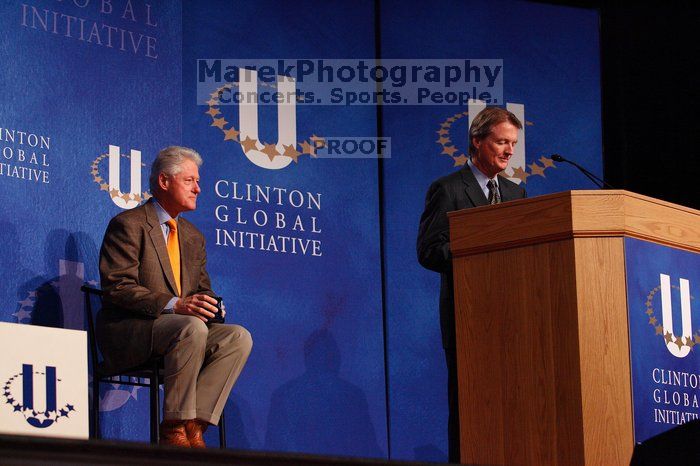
left=467, top=157, right=498, bottom=200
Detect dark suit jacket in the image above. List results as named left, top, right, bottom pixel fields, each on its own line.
left=417, top=165, right=526, bottom=349
left=97, top=200, right=214, bottom=374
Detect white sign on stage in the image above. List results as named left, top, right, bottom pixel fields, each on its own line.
left=0, top=322, right=88, bottom=439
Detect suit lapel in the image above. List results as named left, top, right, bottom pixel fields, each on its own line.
left=178, top=221, right=196, bottom=297
left=460, top=165, right=489, bottom=207
left=145, top=201, right=180, bottom=297
left=497, top=175, right=520, bottom=202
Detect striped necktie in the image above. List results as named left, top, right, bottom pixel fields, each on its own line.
left=487, top=179, right=501, bottom=205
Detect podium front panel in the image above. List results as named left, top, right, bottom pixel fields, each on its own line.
left=625, top=238, right=700, bottom=443
left=0, top=322, right=88, bottom=439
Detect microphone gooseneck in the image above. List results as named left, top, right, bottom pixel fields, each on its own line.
left=549, top=154, right=615, bottom=189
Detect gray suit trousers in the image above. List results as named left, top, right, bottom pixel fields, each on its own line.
left=152, top=315, right=253, bottom=425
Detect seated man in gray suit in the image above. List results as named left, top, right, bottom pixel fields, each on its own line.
left=98, top=146, right=252, bottom=447
left=417, top=107, right=526, bottom=463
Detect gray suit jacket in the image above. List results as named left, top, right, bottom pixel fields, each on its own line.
left=97, top=200, right=214, bottom=374
left=417, top=165, right=526, bottom=349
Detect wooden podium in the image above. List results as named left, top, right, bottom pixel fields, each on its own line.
left=447, top=190, right=700, bottom=465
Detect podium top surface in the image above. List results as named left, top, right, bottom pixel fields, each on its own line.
left=448, top=190, right=700, bottom=256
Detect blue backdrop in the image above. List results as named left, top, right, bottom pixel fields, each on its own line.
left=0, top=0, right=602, bottom=461
left=0, top=0, right=182, bottom=441
left=380, top=0, right=601, bottom=459
left=181, top=0, right=386, bottom=456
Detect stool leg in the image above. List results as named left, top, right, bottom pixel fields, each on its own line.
left=218, top=409, right=226, bottom=448
left=150, top=363, right=160, bottom=444
left=92, top=378, right=101, bottom=439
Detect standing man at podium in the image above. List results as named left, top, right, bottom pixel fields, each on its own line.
left=417, top=107, right=526, bottom=462
left=98, top=146, right=252, bottom=447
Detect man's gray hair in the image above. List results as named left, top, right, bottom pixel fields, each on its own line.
left=149, top=146, right=203, bottom=193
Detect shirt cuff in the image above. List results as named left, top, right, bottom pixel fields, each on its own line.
left=162, top=297, right=179, bottom=314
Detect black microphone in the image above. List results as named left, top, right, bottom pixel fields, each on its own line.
left=550, top=154, right=615, bottom=189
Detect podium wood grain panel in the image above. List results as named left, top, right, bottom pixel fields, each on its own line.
left=446, top=190, right=694, bottom=465
left=454, top=240, right=586, bottom=465
left=573, top=237, right=632, bottom=464
left=449, top=190, right=700, bottom=256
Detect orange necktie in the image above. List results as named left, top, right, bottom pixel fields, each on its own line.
left=166, top=219, right=181, bottom=296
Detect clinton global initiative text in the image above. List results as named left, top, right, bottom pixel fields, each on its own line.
left=215, top=229, right=321, bottom=257
left=214, top=180, right=323, bottom=257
